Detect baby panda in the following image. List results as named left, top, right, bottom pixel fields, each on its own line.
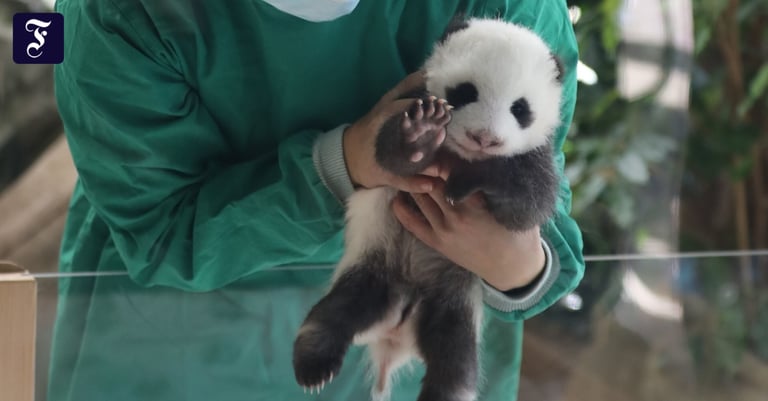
left=293, top=17, right=565, bottom=401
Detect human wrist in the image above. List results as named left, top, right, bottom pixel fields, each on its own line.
left=312, top=124, right=356, bottom=202
left=482, top=229, right=546, bottom=292
left=342, top=124, right=363, bottom=188
left=480, top=238, right=557, bottom=313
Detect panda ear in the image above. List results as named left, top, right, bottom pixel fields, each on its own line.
left=551, top=53, right=565, bottom=84
left=438, top=14, right=470, bottom=44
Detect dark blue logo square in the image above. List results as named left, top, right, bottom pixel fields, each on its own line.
left=13, top=13, right=64, bottom=64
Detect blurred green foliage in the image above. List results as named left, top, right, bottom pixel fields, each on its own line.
left=567, top=0, right=766, bottom=252
left=565, top=0, right=678, bottom=256
left=566, top=0, right=768, bottom=387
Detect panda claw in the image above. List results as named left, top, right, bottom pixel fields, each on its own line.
left=402, top=112, right=412, bottom=130
left=426, top=97, right=436, bottom=116
left=414, top=99, right=424, bottom=120
left=380, top=95, right=454, bottom=175
left=434, top=104, right=445, bottom=119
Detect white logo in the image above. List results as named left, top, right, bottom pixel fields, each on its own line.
left=25, top=18, right=52, bottom=59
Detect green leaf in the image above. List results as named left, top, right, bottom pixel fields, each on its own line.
left=737, top=0, right=768, bottom=22
left=565, top=159, right=587, bottom=183
left=572, top=137, right=605, bottom=154
left=599, top=0, right=622, bottom=58
left=729, top=157, right=755, bottom=180
left=747, top=64, right=768, bottom=97
left=631, top=132, right=677, bottom=162
left=589, top=89, right=621, bottom=120
left=737, top=63, right=768, bottom=117
left=616, top=152, right=649, bottom=183
left=694, top=27, right=712, bottom=55
left=607, top=189, right=635, bottom=228
left=702, top=0, right=730, bottom=20
left=562, top=138, right=574, bottom=155
left=573, top=174, right=607, bottom=214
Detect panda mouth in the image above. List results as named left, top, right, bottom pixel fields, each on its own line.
left=445, top=135, right=472, bottom=152
left=446, top=135, right=489, bottom=159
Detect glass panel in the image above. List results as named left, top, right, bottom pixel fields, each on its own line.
left=4, top=1, right=765, bottom=400
left=33, top=254, right=768, bottom=401
left=520, top=254, right=768, bottom=401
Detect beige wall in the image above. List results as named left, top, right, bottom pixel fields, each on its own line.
left=0, top=262, right=37, bottom=401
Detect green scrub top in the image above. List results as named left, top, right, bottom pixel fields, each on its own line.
left=50, top=1, right=585, bottom=400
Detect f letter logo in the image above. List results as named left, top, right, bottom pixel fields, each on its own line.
left=13, top=13, right=64, bottom=64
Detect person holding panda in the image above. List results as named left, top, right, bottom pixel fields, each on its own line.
left=50, top=0, right=585, bottom=400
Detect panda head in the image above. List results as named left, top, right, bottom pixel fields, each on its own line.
left=424, top=18, right=565, bottom=161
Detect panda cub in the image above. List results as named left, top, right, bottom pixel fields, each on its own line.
left=293, top=17, right=565, bottom=401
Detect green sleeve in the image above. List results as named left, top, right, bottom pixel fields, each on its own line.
left=55, top=1, right=345, bottom=291
left=471, top=0, right=586, bottom=321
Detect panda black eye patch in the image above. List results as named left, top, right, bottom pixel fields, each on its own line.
left=445, top=82, right=478, bottom=110
left=510, top=97, right=533, bottom=128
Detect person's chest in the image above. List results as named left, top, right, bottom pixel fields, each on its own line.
left=137, top=0, right=459, bottom=159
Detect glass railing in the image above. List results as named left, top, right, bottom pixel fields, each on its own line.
left=520, top=251, right=768, bottom=401
left=22, top=251, right=768, bottom=401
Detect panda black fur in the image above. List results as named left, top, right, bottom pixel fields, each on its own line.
left=293, top=17, right=565, bottom=401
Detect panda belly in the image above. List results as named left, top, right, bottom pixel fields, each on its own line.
left=341, top=186, right=483, bottom=399
left=334, top=187, right=400, bottom=280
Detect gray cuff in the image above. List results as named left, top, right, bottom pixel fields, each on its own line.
left=312, top=124, right=356, bottom=204
left=482, top=237, right=560, bottom=313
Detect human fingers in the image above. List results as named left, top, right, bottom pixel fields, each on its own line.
left=410, top=192, right=446, bottom=231
left=463, top=192, right=486, bottom=209
left=424, top=181, right=459, bottom=217
left=391, top=194, right=441, bottom=250
left=387, top=174, right=440, bottom=194
left=420, top=163, right=442, bottom=178
left=427, top=152, right=454, bottom=181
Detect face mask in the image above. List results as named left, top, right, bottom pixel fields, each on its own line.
left=261, top=0, right=360, bottom=22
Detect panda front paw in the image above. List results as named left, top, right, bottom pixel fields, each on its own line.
left=401, top=97, right=452, bottom=163
left=375, top=96, right=452, bottom=177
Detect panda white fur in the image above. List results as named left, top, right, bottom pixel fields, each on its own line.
left=293, top=17, right=565, bottom=401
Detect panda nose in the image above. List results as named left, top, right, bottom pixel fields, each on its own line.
left=466, top=130, right=503, bottom=148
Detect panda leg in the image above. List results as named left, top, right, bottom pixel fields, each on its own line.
left=293, top=255, right=406, bottom=392
left=293, top=188, right=405, bottom=392
left=415, top=295, right=479, bottom=401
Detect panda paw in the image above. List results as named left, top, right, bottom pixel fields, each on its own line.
left=376, top=96, right=453, bottom=177
left=401, top=96, right=452, bottom=163
left=293, top=325, right=345, bottom=394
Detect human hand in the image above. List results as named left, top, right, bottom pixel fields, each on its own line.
left=343, top=71, right=446, bottom=193
left=391, top=181, right=546, bottom=291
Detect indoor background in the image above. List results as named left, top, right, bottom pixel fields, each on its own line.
left=1, top=0, right=767, bottom=400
